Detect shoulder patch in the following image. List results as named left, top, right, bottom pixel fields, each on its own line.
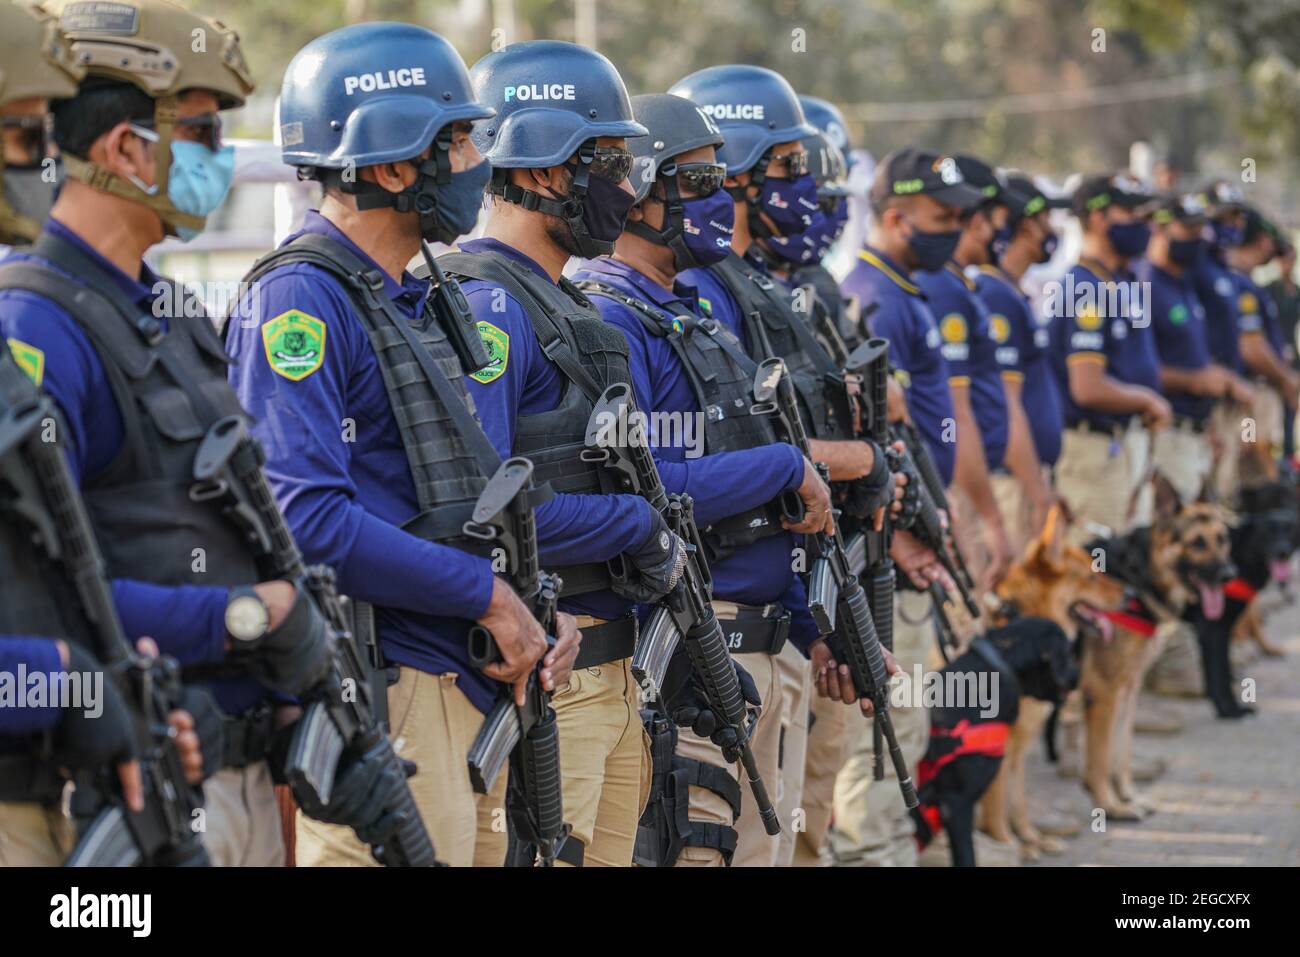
left=6, top=338, right=45, bottom=386
left=989, top=314, right=1011, bottom=343
left=1076, top=304, right=1103, bottom=332
left=262, top=310, right=327, bottom=382
left=1237, top=291, right=1258, bottom=315
left=1168, top=303, right=1189, bottom=326
left=939, top=312, right=968, bottom=344
left=697, top=296, right=713, bottom=316
left=469, top=320, right=510, bottom=384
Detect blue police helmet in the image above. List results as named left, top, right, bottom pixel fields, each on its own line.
left=668, top=65, right=815, bottom=175
left=799, top=95, right=852, bottom=155
left=628, top=93, right=725, bottom=202
left=470, top=40, right=647, bottom=168
left=279, top=22, right=493, bottom=170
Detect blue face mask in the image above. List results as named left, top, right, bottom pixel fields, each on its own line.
left=1211, top=220, right=1242, bottom=249
left=428, top=158, right=490, bottom=243
left=988, top=225, right=1013, bottom=262
left=759, top=173, right=819, bottom=236
left=1106, top=220, right=1151, bottom=259
left=905, top=218, right=962, bottom=272
left=677, top=191, right=735, bottom=267
left=810, top=198, right=850, bottom=259
left=166, top=141, right=236, bottom=242
left=1040, top=230, right=1059, bottom=262
left=1169, top=236, right=1202, bottom=265
left=766, top=211, right=826, bottom=265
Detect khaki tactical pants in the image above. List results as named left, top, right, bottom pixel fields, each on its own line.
left=673, top=645, right=782, bottom=867
left=0, top=799, right=73, bottom=866
left=1151, top=424, right=1212, bottom=512
left=830, top=588, right=931, bottom=866
left=794, top=690, right=851, bottom=866
left=1210, top=400, right=1248, bottom=499
left=204, top=761, right=285, bottom=867
left=550, top=655, right=650, bottom=867
left=1056, top=425, right=1137, bottom=545
left=774, top=640, right=811, bottom=867
left=295, top=668, right=507, bottom=867
left=990, top=472, right=1031, bottom=558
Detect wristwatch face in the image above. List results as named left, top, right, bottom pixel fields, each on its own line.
left=225, top=594, right=270, bottom=643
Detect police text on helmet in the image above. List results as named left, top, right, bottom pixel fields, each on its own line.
left=701, top=103, right=765, bottom=120
left=343, top=68, right=428, bottom=96
left=503, top=84, right=577, bottom=102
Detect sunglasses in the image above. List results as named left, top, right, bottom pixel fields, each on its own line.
left=575, top=145, right=635, bottom=183
left=1, top=115, right=48, bottom=165
left=663, top=161, right=726, bottom=198
left=131, top=113, right=224, bottom=152
left=763, top=148, right=809, bottom=179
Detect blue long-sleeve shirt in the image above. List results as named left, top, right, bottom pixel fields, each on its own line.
left=0, top=220, right=249, bottom=713
left=0, top=637, right=64, bottom=735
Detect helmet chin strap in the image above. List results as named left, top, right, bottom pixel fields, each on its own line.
left=336, top=127, right=453, bottom=216
left=0, top=153, right=40, bottom=245
left=488, top=141, right=611, bottom=258
left=59, top=95, right=205, bottom=237
left=624, top=170, right=697, bottom=271
left=729, top=150, right=776, bottom=242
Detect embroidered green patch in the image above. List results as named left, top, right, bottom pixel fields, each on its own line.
left=262, top=310, right=327, bottom=381
left=1168, top=303, right=1189, bottom=326
left=469, top=320, right=510, bottom=384
left=6, top=338, right=45, bottom=386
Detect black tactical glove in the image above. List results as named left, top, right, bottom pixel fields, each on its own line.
left=173, top=685, right=225, bottom=782
left=248, top=583, right=336, bottom=696
left=612, top=509, right=689, bottom=604
left=840, top=439, right=894, bottom=520
left=51, top=644, right=135, bottom=771
left=659, top=645, right=761, bottom=762
left=886, top=446, right=921, bottom=529
left=295, top=733, right=417, bottom=852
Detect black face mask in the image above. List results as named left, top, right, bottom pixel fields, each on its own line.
left=905, top=218, right=962, bottom=272
left=1169, top=237, right=1202, bottom=265
left=568, top=166, right=637, bottom=257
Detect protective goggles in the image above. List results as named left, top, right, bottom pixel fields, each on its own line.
left=762, top=148, right=810, bottom=179
left=131, top=112, right=223, bottom=152
left=576, top=145, right=635, bottom=183
left=662, top=161, right=727, bottom=197
left=1, top=115, right=48, bottom=164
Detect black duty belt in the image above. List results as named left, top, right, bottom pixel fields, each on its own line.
left=572, top=615, right=639, bottom=669
left=221, top=703, right=276, bottom=769
left=712, top=601, right=791, bottom=656
left=0, top=752, right=65, bottom=805
left=1172, top=415, right=1210, bottom=434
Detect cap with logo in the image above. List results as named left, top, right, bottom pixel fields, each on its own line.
left=954, top=155, right=1005, bottom=208
left=279, top=21, right=492, bottom=172
left=469, top=40, right=645, bottom=169
left=45, top=0, right=254, bottom=237
left=1150, top=191, right=1208, bottom=226
left=868, top=147, right=984, bottom=211
left=668, top=64, right=815, bottom=175
left=1069, top=172, right=1155, bottom=218
left=1200, top=180, right=1246, bottom=216
left=1000, top=172, right=1069, bottom=223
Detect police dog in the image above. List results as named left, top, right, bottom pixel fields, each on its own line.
left=910, top=617, right=1075, bottom=867
left=980, top=507, right=1128, bottom=857
left=1079, top=477, right=1235, bottom=818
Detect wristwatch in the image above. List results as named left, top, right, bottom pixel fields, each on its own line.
left=225, top=586, right=271, bottom=648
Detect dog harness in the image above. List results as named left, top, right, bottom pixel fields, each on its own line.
left=912, top=719, right=1011, bottom=849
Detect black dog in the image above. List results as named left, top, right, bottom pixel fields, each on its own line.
left=1190, top=480, right=1298, bottom=718
left=911, top=617, right=1075, bottom=866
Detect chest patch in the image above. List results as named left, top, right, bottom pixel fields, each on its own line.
left=469, top=320, right=510, bottom=384
left=263, top=310, right=327, bottom=381
left=6, top=338, right=44, bottom=386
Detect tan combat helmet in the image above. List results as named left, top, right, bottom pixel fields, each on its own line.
left=42, top=0, right=254, bottom=236
left=0, top=2, right=86, bottom=243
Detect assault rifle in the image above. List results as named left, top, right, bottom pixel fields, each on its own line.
left=760, top=354, right=918, bottom=810
left=0, top=384, right=207, bottom=866
left=191, top=416, right=438, bottom=867
left=593, top=383, right=781, bottom=837
left=462, top=456, right=570, bottom=867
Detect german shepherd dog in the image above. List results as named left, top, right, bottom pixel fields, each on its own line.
left=1078, top=477, right=1235, bottom=818
left=981, top=507, right=1128, bottom=857
left=910, top=617, right=1075, bottom=866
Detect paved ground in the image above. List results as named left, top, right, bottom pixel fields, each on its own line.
left=1017, top=592, right=1300, bottom=868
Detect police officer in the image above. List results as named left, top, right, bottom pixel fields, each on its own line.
left=0, top=0, right=346, bottom=867
left=0, top=3, right=83, bottom=252
left=569, top=92, right=837, bottom=866
left=437, top=41, right=695, bottom=867
left=1048, top=173, right=1171, bottom=543
left=1229, top=207, right=1299, bottom=465
left=974, top=173, right=1066, bottom=549
left=915, top=155, right=1014, bottom=597
left=226, top=23, right=582, bottom=868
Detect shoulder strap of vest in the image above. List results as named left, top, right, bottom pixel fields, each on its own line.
left=576, top=279, right=675, bottom=338
left=709, top=254, right=836, bottom=372
left=248, top=233, right=503, bottom=476
left=439, top=250, right=605, bottom=404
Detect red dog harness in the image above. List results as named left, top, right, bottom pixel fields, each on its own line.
left=913, top=719, right=1011, bottom=849
left=1097, top=597, right=1158, bottom=638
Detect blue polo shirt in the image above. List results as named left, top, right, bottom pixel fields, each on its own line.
left=1231, top=267, right=1285, bottom=357
left=915, top=262, right=1009, bottom=469
left=975, top=265, right=1063, bottom=466
left=572, top=256, right=818, bottom=651
left=1048, top=260, right=1161, bottom=430
left=227, top=212, right=503, bottom=712
left=453, top=237, right=656, bottom=627
left=0, top=220, right=247, bottom=713
left=839, top=246, right=957, bottom=485
left=1193, top=247, right=1243, bottom=372
left=1136, top=258, right=1214, bottom=422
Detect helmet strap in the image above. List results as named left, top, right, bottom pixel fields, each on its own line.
left=0, top=151, right=40, bottom=245
left=625, top=170, right=697, bottom=270
left=60, top=95, right=205, bottom=237
left=334, top=127, right=454, bottom=218
left=488, top=140, right=610, bottom=257
left=732, top=150, right=775, bottom=241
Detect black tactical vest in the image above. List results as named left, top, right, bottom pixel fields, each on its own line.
left=241, top=234, right=502, bottom=557
left=437, top=250, right=634, bottom=597
left=576, top=278, right=788, bottom=563
left=0, top=349, right=93, bottom=645
left=790, top=262, right=854, bottom=367
left=707, top=252, right=852, bottom=441
left=0, top=234, right=259, bottom=590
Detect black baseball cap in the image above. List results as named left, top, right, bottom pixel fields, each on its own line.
left=1150, top=191, right=1208, bottom=226
left=1070, top=172, right=1155, bottom=218
left=955, top=155, right=1005, bottom=205
left=870, top=147, right=984, bottom=211
left=1002, top=172, right=1069, bottom=222
left=1200, top=180, right=1245, bottom=215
